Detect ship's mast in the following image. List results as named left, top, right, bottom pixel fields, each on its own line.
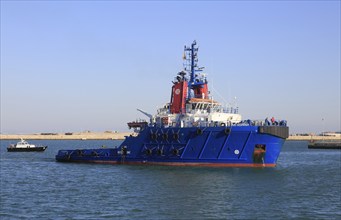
left=183, top=40, right=207, bottom=100
left=190, top=41, right=196, bottom=85
left=170, top=41, right=209, bottom=114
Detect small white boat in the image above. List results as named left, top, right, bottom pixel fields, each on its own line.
left=7, top=139, right=47, bottom=152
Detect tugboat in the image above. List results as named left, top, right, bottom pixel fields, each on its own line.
left=56, top=41, right=289, bottom=167
left=7, top=139, right=48, bottom=152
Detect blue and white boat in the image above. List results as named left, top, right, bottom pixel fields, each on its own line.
left=56, top=41, right=288, bottom=167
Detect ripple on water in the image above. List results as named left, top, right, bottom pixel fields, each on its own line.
left=1, top=140, right=340, bottom=219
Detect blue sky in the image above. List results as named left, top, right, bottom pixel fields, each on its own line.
left=1, top=1, right=340, bottom=134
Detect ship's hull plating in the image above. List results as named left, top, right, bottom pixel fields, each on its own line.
left=56, top=126, right=287, bottom=167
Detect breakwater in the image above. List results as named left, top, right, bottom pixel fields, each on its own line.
left=308, top=140, right=341, bottom=149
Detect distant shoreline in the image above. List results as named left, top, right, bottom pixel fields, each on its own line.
left=0, top=132, right=133, bottom=140
left=0, top=132, right=340, bottom=141
left=287, top=135, right=340, bottom=141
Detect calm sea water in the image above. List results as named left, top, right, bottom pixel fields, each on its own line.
left=0, top=140, right=340, bottom=219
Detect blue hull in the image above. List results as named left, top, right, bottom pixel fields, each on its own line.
left=56, top=126, right=288, bottom=167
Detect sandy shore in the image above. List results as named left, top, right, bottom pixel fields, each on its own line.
left=287, top=135, right=340, bottom=141
left=0, top=132, right=340, bottom=141
left=0, top=132, right=133, bottom=140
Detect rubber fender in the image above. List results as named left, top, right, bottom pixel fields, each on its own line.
left=173, top=133, right=179, bottom=140
left=224, top=128, right=230, bottom=135
left=122, top=147, right=128, bottom=156
left=150, top=133, right=157, bottom=140
left=76, top=150, right=83, bottom=156
left=197, top=128, right=203, bottom=135
left=145, top=149, right=152, bottom=155
left=172, top=149, right=179, bottom=155
left=157, top=149, right=163, bottom=155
